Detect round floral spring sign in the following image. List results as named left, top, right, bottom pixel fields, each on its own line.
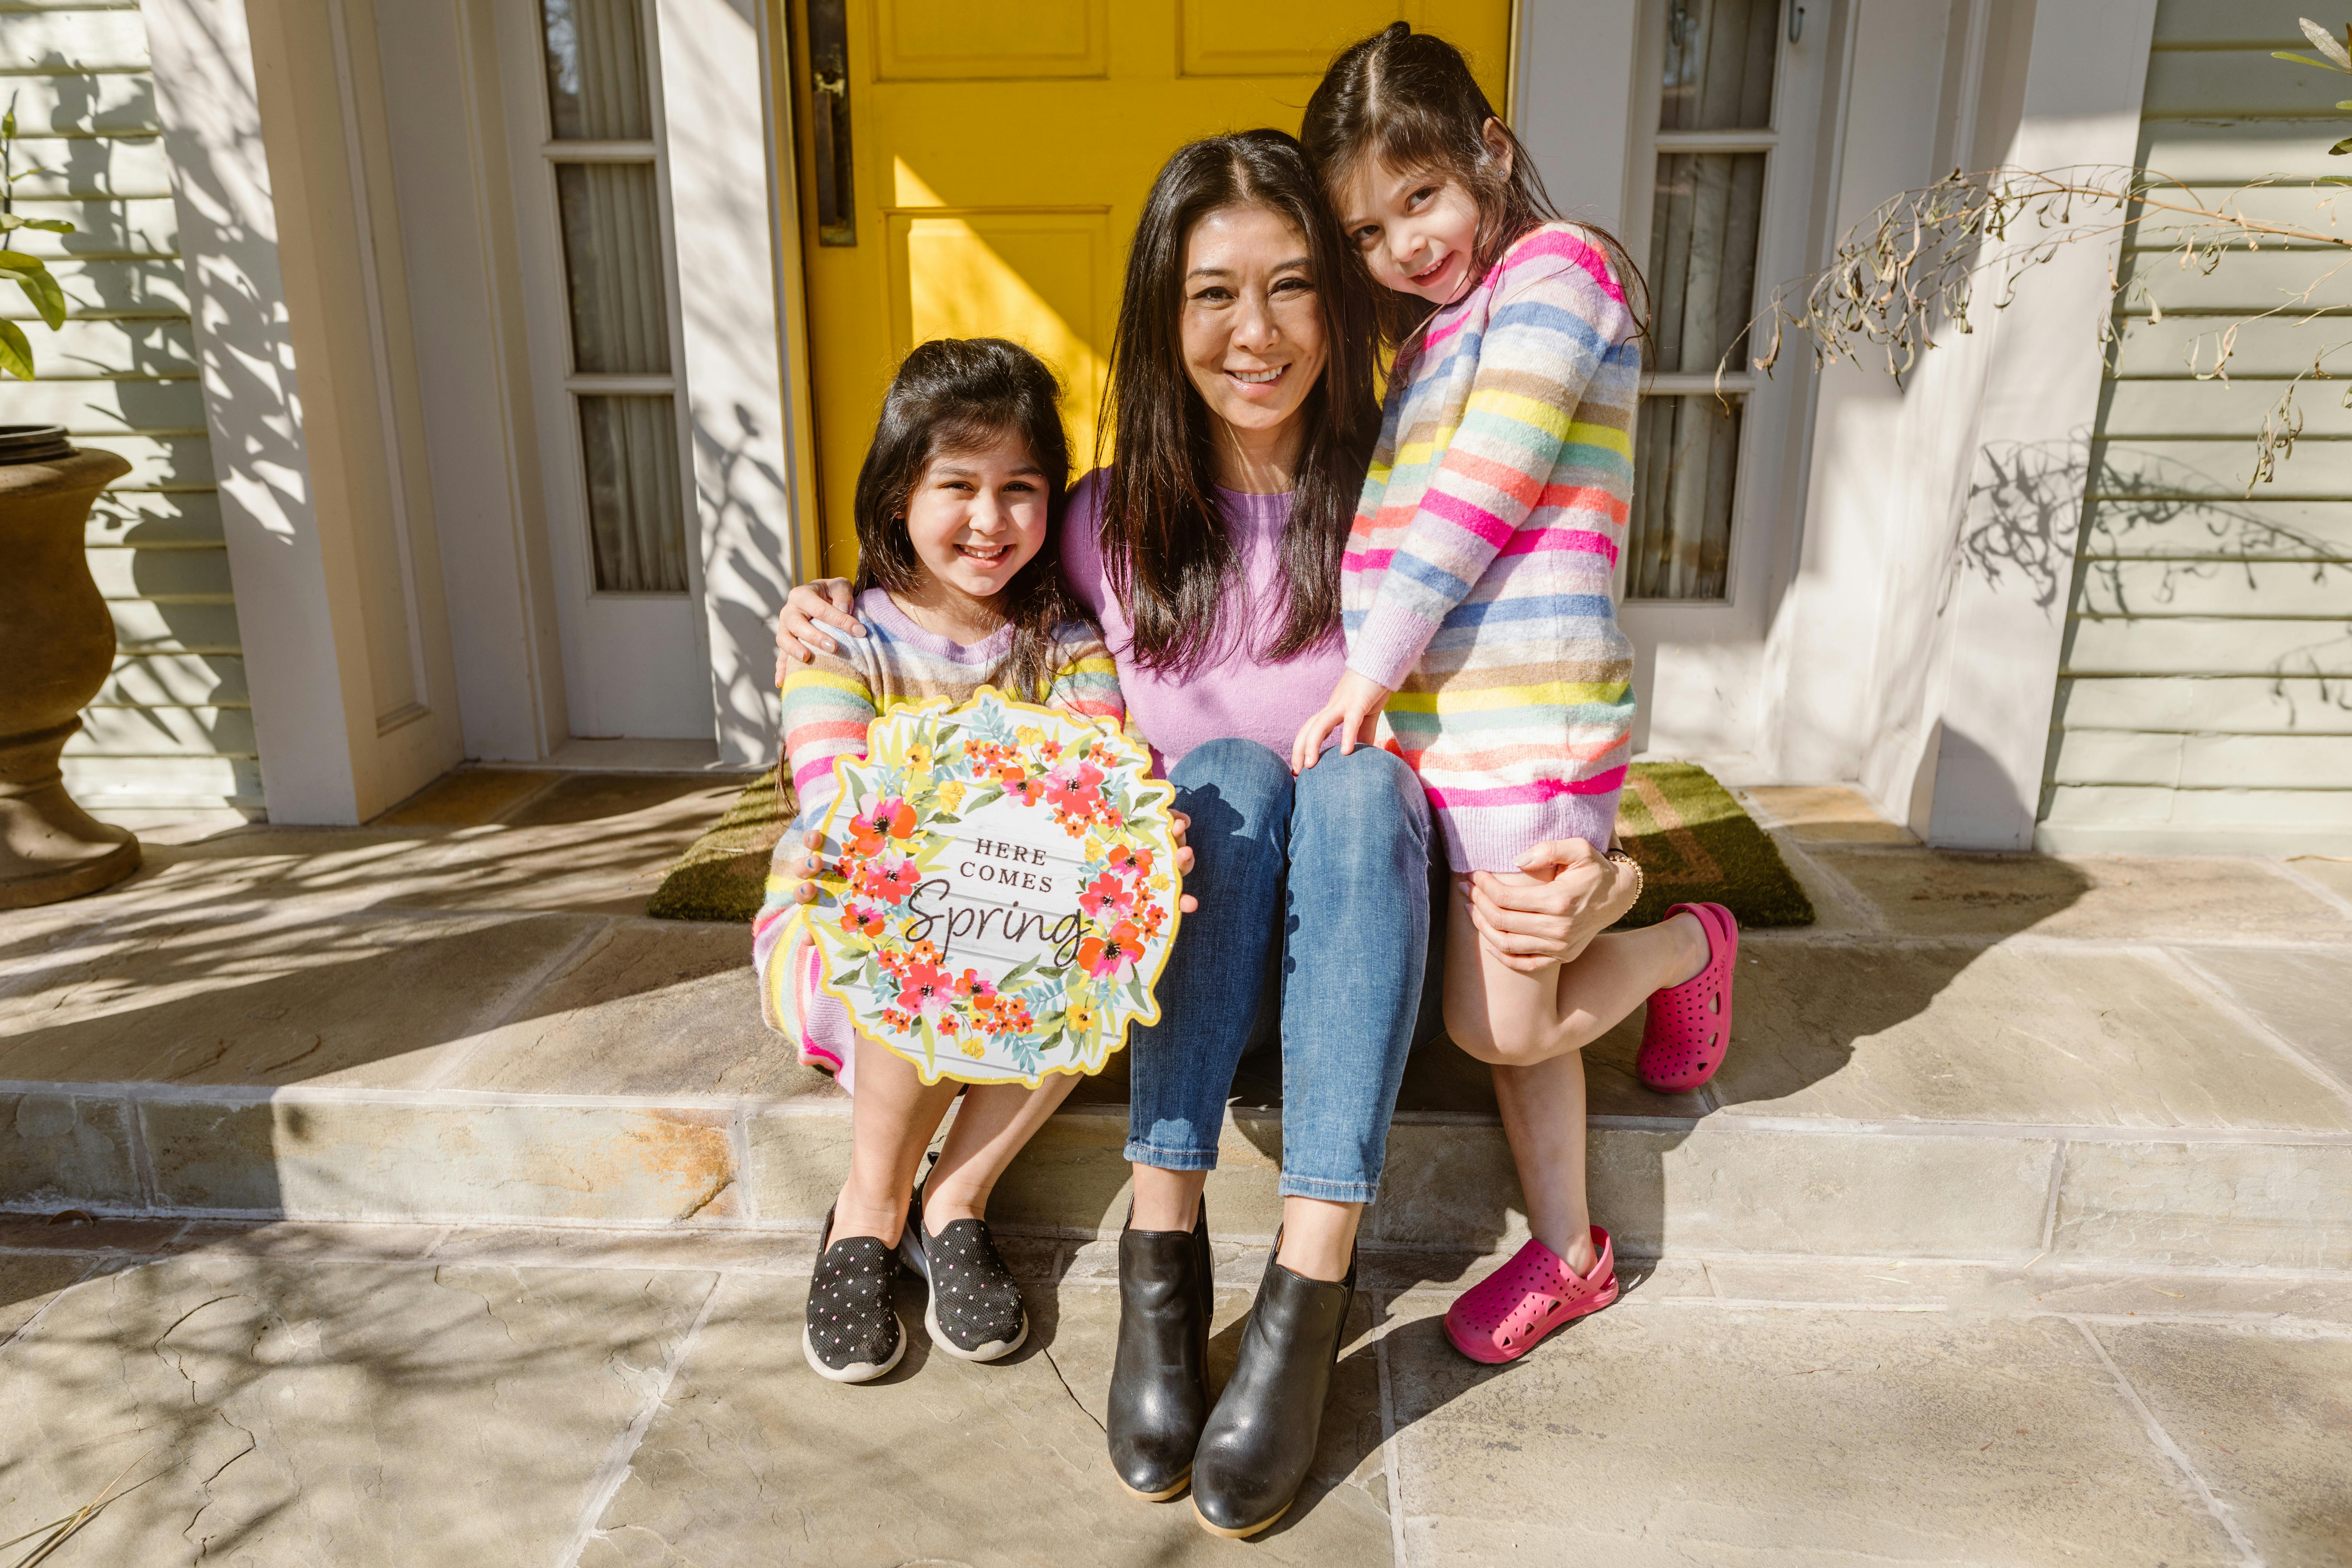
left=802, top=689, right=1183, bottom=1086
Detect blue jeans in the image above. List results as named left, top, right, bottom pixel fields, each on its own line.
left=1125, top=738, right=1432, bottom=1203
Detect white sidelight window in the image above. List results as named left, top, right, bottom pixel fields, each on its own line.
left=500, top=0, right=709, bottom=738
left=1627, top=0, right=1783, bottom=602
left=540, top=0, right=689, bottom=595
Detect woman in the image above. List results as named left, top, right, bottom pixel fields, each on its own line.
left=777, top=131, right=1635, bottom=1537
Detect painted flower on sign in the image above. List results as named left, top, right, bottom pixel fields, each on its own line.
left=799, top=689, right=1183, bottom=1088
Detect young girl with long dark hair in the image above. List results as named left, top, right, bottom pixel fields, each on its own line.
left=756, top=339, right=1175, bottom=1385
left=1295, top=24, right=1741, bottom=1366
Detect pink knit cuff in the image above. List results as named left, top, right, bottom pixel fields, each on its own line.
left=1348, top=601, right=1438, bottom=691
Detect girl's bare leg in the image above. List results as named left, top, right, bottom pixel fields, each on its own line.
left=833, top=1034, right=959, bottom=1245
left=1444, top=877, right=1710, bottom=1275
left=1490, top=1054, right=1597, bottom=1273
left=923, top=1070, right=1083, bottom=1228
left=1445, top=876, right=1709, bottom=1067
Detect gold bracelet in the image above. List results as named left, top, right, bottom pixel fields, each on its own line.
left=1604, top=847, right=1644, bottom=909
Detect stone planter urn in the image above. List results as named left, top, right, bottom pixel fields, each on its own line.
left=0, top=424, right=140, bottom=908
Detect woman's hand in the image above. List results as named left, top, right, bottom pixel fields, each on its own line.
left=774, top=577, right=863, bottom=680
left=1290, top=671, right=1392, bottom=773
left=1462, top=838, right=1639, bottom=973
left=1169, top=809, right=1198, bottom=913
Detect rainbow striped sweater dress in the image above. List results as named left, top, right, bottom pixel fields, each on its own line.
left=1344, top=223, right=1641, bottom=875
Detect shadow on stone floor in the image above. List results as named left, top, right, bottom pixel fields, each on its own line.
left=1066, top=848, right=2102, bottom=1522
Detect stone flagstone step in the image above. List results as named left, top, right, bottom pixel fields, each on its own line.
left=4, top=777, right=2351, bottom=1275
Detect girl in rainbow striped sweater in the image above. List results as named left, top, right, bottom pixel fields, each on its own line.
left=755, top=340, right=1185, bottom=1386
left=1294, top=25, right=1742, bottom=1365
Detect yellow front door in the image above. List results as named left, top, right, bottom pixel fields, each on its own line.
left=782, top=1, right=1513, bottom=577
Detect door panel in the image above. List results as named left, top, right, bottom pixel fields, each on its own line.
left=872, top=0, right=1109, bottom=79
left=788, top=0, right=1511, bottom=577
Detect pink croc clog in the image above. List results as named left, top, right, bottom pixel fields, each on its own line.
left=1636, top=902, right=1737, bottom=1093
left=1443, top=1228, right=1619, bottom=1364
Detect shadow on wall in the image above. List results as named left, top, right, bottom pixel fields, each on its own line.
left=698, top=400, right=796, bottom=764
left=25, top=56, right=255, bottom=805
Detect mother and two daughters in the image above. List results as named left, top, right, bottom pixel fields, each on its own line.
left=759, top=24, right=1738, bottom=1540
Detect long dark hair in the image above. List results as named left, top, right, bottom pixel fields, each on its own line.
left=1302, top=22, right=1650, bottom=348
left=852, top=337, right=1084, bottom=700
left=1095, top=130, right=1381, bottom=673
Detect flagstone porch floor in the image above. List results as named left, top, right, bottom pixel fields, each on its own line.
left=3, top=770, right=2348, bottom=1561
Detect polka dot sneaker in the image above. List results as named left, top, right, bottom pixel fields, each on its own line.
left=802, top=1207, right=905, bottom=1384
left=1443, top=1228, right=1618, bottom=1364
left=897, top=1195, right=1028, bottom=1363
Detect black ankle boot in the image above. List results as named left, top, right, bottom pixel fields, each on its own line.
left=1190, top=1240, right=1356, bottom=1538
left=1107, top=1200, right=1213, bottom=1501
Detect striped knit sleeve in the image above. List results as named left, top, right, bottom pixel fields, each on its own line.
left=1042, top=633, right=1127, bottom=728
left=1348, top=234, right=1633, bottom=691
left=779, top=647, right=877, bottom=840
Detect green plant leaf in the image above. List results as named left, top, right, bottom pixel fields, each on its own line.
left=13, top=264, right=64, bottom=329
left=2302, top=16, right=2352, bottom=69
left=23, top=218, right=73, bottom=234
left=0, top=317, right=32, bottom=380
left=2276, top=50, right=2331, bottom=68
left=0, top=215, right=20, bottom=233
left=2333, top=136, right=2352, bottom=155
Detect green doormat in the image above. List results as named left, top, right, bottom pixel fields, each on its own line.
left=1613, top=761, right=1814, bottom=929
left=649, top=760, right=1813, bottom=928
left=645, top=771, right=795, bottom=921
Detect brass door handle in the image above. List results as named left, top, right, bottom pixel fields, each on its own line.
left=807, top=0, right=854, bottom=245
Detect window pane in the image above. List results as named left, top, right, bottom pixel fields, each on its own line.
left=1661, top=0, right=1779, bottom=131
left=541, top=0, right=652, bottom=140
left=1649, top=151, right=1766, bottom=375
left=1629, top=393, right=1741, bottom=600
left=555, top=161, right=671, bottom=374
left=578, top=394, right=688, bottom=593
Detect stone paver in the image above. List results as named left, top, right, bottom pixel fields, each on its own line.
left=0, top=1222, right=2340, bottom=1566
left=1813, top=848, right=2351, bottom=942
left=0, top=1244, right=714, bottom=1565
left=1378, top=1292, right=2243, bottom=1568
left=1743, top=783, right=1919, bottom=843
left=2089, top=1323, right=2352, bottom=1568
left=448, top=920, right=827, bottom=1099
left=0, top=909, right=598, bottom=1089
left=2174, top=945, right=2352, bottom=1091
left=373, top=768, right=561, bottom=827
left=1711, top=940, right=2352, bottom=1130
left=580, top=1272, right=1393, bottom=1567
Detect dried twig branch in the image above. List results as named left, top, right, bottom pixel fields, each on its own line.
left=1736, top=164, right=2352, bottom=491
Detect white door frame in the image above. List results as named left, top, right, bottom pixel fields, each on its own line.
left=493, top=0, right=715, bottom=741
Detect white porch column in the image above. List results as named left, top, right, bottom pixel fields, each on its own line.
left=145, top=0, right=358, bottom=822
left=655, top=0, right=806, bottom=768
left=1920, top=0, right=2158, bottom=848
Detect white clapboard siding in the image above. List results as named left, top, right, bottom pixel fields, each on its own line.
left=2040, top=0, right=2352, bottom=853
left=2, top=4, right=253, bottom=817
left=2057, top=675, right=2352, bottom=735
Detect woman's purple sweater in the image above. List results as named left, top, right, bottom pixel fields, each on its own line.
left=1059, top=471, right=1345, bottom=772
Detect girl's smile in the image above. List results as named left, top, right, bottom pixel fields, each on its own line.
left=1179, top=202, right=1329, bottom=480
left=1335, top=120, right=1515, bottom=308
left=893, top=430, right=1050, bottom=641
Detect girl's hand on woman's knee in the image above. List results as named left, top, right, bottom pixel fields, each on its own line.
left=1169, top=809, right=1198, bottom=913
left=1289, top=671, right=1392, bottom=773
left=1465, top=839, right=1630, bottom=969
left=774, top=577, right=864, bottom=679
